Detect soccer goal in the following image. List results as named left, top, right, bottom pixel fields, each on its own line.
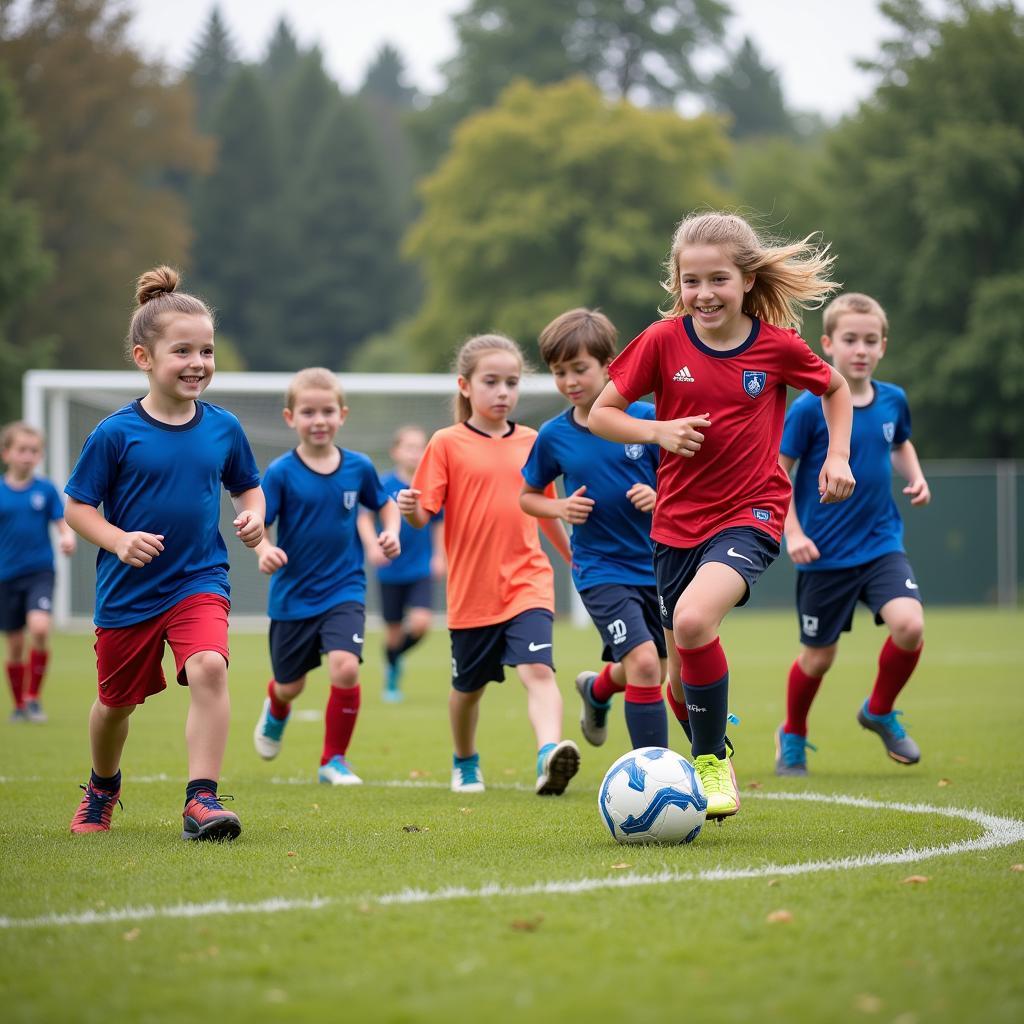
left=22, top=370, right=583, bottom=630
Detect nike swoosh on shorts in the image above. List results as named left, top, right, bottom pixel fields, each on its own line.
left=528, top=642, right=552, bottom=652
left=905, top=579, right=919, bottom=589
left=353, top=634, right=364, bottom=643
left=726, top=547, right=754, bottom=565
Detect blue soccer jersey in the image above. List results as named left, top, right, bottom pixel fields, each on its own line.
left=65, top=400, right=260, bottom=627
left=0, top=476, right=64, bottom=582
left=522, top=403, right=659, bottom=590
left=376, top=470, right=440, bottom=585
left=263, top=448, right=390, bottom=621
left=782, top=381, right=912, bottom=571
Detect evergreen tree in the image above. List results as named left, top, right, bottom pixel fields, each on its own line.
left=361, top=44, right=417, bottom=108
left=277, top=48, right=339, bottom=166
left=186, top=5, right=238, bottom=132
left=708, top=36, right=794, bottom=138
left=262, top=17, right=301, bottom=88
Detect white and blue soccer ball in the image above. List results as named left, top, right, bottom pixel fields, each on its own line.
left=598, top=746, right=707, bottom=845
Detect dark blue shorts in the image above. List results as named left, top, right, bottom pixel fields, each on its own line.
left=449, top=608, right=554, bottom=693
left=654, top=527, right=780, bottom=628
left=0, top=570, right=55, bottom=632
left=796, top=551, right=922, bottom=647
left=269, top=601, right=365, bottom=684
left=579, top=583, right=668, bottom=663
left=379, top=577, right=433, bottom=624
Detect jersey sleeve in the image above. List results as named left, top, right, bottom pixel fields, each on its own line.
left=608, top=327, right=659, bottom=403
left=45, top=480, right=65, bottom=521
left=359, top=457, right=390, bottom=512
left=411, top=433, right=448, bottom=516
left=780, top=330, right=833, bottom=396
left=894, top=387, right=912, bottom=444
left=780, top=396, right=814, bottom=461
left=64, top=424, right=118, bottom=508
left=521, top=426, right=560, bottom=490
left=222, top=418, right=261, bottom=494
left=262, top=463, right=282, bottom=529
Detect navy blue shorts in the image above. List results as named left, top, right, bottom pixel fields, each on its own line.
left=654, top=527, right=780, bottom=628
left=579, top=583, right=668, bottom=663
left=0, top=570, right=55, bottom=632
left=379, top=577, right=433, bottom=624
left=449, top=608, right=554, bottom=693
left=796, top=551, right=922, bottom=647
left=269, top=601, right=365, bottom=684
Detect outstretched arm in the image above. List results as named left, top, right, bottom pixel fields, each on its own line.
left=817, top=369, right=856, bottom=504
left=397, top=488, right=432, bottom=529
left=589, top=381, right=710, bottom=457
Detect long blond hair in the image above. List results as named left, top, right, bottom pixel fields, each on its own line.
left=452, top=334, right=525, bottom=423
left=661, top=212, right=839, bottom=329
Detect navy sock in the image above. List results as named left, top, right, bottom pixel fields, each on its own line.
left=185, top=778, right=218, bottom=804
left=682, top=673, right=729, bottom=759
left=624, top=698, right=669, bottom=749
left=91, top=769, right=121, bottom=793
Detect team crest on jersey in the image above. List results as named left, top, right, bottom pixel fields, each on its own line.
left=742, top=370, right=767, bottom=399
left=30, top=493, right=45, bottom=511
left=882, top=421, right=896, bottom=443
left=624, top=443, right=644, bottom=461
left=343, top=490, right=358, bottom=510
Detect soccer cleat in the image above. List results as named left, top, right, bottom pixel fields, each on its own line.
left=857, top=700, right=921, bottom=764
left=9, top=706, right=27, bottom=723
left=70, top=781, right=122, bottom=834
left=182, top=791, right=241, bottom=841
left=383, top=661, right=403, bottom=703
left=318, top=754, right=363, bottom=785
left=535, top=739, right=581, bottom=796
left=693, top=753, right=740, bottom=819
left=774, top=724, right=816, bottom=777
left=253, top=697, right=288, bottom=760
left=24, top=699, right=47, bottom=724
left=575, top=671, right=610, bottom=746
left=451, top=754, right=485, bottom=793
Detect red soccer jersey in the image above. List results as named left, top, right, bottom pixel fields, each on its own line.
left=609, top=315, right=832, bottom=547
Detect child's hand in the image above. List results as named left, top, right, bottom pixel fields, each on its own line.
left=258, top=545, right=288, bottom=575
left=396, top=488, right=420, bottom=516
left=116, top=531, right=164, bottom=568
left=378, top=530, right=401, bottom=560
left=626, top=483, right=656, bottom=513
left=366, top=543, right=390, bottom=568
left=654, top=414, right=710, bottom=457
left=785, top=531, right=820, bottom=565
left=560, top=486, right=595, bottom=525
left=903, top=477, right=931, bottom=506
left=234, top=510, right=264, bottom=547
left=818, top=455, right=856, bottom=503
left=59, top=533, right=77, bottom=556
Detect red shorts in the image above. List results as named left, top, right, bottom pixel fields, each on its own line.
left=94, top=593, right=230, bottom=708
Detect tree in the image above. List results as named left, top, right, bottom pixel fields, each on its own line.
left=820, top=0, right=1024, bottom=456
left=404, top=78, right=731, bottom=369
left=708, top=36, right=794, bottom=138
left=186, top=4, right=238, bottom=131
left=0, top=0, right=211, bottom=370
left=262, top=17, right=301, bottom=88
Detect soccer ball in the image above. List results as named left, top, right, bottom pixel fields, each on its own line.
left=598, top=746, right=707, bottom=845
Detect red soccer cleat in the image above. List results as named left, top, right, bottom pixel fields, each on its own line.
left=70, top=781, right=122, bottom=834
left=182, top=791, right=241, bottom=842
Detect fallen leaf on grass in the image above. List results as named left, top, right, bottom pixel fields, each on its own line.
left=408, top=769, right=432, bottom=780
left=510, top=915, right=544, bottom=932
left=286, top=851, right=297, bottom=857
left=459, top=807, right=474, bottom=814
left=610, top=862, right=631, bottom=870
left=746, top=780, right=764, bottom=790
left=937, top=778, right=951, bottom=787
left=854, top=993, right=883, bottom=1013
left=402, top=825, right=422, bottom=833
left=766, top=909, right=792, bottom=923
left=1010, top=864, right=1024, bottom=873
left=767, top=879, right=780, bottom=887
left=902, top=875, right=930, bottom=885
left=123, top=928, right=141, bottom=942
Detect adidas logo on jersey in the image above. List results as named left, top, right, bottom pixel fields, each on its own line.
left=673, top=366, right=695, bottom=383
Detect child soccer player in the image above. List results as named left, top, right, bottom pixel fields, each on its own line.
left=65, top=266, right=264, bottom=840
left=252, top=368, right=401, bottom=785
left=519, top=308, right=669, bottom=752
left=776, top=292, right=928, bottom=775
left=590, top=211, right=855, bottom=820
left=1, top=422, right=76, bottom=723
left=397, top=334, right=581, bottom=796
left=359, top=425, right=444, bottom=702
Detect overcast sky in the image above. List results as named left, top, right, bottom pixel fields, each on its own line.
left=128, top=0, right=895, bottom=120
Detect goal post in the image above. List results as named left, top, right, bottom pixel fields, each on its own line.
left=22, top=369, right=589, bottom=630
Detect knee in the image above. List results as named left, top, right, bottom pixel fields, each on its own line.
left=408, top=610, right=432, bottom=636
left=186, top=651, right=228, bottom=686
left=890, top=616, right=924, bottom=651
left=623, top=646, right=662, bottom=686
left=96, top=700, right=136, bottom=722
left=799, top=646, right=836, bottom=677
left=6, top=633, right=24, bottom=660
left=518, top=664, right=556, bottom=689
left=672, top=604, right=714, bottom=648
left=328, top=652, right=360, bottom=687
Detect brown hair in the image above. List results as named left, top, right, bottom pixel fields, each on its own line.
left=391, top=424, right=426, bottom=448
left=822, top=292, right=889, bottom=338
left=286, top=367, right=346, bottom=410
left=0, top=421, right=44, bottom=453
left=453, top=333, right=525, bottom=423
left=661, top=212, right=839, bottom=330
left=538, top=308, right=618, bottom=366
left=126, top=266, right=214, bottom=362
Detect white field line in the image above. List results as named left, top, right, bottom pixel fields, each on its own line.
left=1, top=791, right=1022, bottom=929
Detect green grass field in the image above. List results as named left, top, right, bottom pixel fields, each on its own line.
left=2, top=607, right=1023, bottom=1023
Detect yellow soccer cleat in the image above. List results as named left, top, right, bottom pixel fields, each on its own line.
left=693, top=753, right=740, bottom=819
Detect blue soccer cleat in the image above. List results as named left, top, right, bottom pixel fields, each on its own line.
left=857, top=701, right=921, bottom=764
left=774, top=723, right=816, bottom=777
left=318, top=754, right=363, bottom=785
left=536, top=740, right=581, bottom=796
left=383, top=660, right=404, bottom=703
left=451, top=753, right=485, bottom=793
left=253, top=697, right=288, bottom=760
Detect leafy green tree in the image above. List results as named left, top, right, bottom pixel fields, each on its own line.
left=0, top=0, right=211, bottom=370
left=405, top=78, right=731, bottom=369
left=708, top=36, right=794, bottom=138
left=820, top=0, right=1024, bottom=456
left=186, top=4, right=238, bottom=131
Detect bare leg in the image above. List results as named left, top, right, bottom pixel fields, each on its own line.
left=449, top=686, right=485, bottom=757
left=184, top=651, right=230, bottom=781
left=516, top=663, right=563, bottom=748
left=88, top=700, right=135, bottom=777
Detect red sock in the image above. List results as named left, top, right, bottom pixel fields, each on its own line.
left=784, top=660, right=823, bottom=736
left=591, top=664, right=624, bottom=704
left=624, top=683, right=663, bottom=704
left=868, top=638, right=922, bottom=715
left=321, top=685, right=360, bottom=764
left=267, top=679, right=291, bottom=720
left=6, top=662, right=25, bottom=709
left=665, top=683, right=688, bottom=723
left=676, top=638, right=728, bottom=687
left=27, top=649, right=48, bottom=700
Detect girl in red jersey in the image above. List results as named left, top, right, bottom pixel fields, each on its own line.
left=589, top=212, right=856, bottom=820
left=397, top=334, right=580, bottom=796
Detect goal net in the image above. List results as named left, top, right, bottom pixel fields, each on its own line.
left=22, top=370, right=581, bottom=629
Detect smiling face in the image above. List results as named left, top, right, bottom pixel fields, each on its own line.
left=822, top=311, right=887, bottom=385
left=134, top=313, right=215, bottom=405
left=549, top=350, right=609, bottom=411
left=677, top=244, right=755, bottom=342
left=284, top=387, right=347, bottom=451
left=2, top=430, right=43, bottom=480
left=458, top=350, right=521, bottom=427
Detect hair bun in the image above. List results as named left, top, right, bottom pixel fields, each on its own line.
left=136, top=265, right=180, bottom=306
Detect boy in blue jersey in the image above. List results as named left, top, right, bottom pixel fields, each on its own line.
left=65, top=267, right=264, bottom=840
left=1, top=422, right=76, bottom=723
left=520, top=309, right=669, bottom=751
left=359, top=425, right=445, bottom=702
left=252, top=368, right=401, bottom=785
left=776, top=293, right=929, bottom=774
